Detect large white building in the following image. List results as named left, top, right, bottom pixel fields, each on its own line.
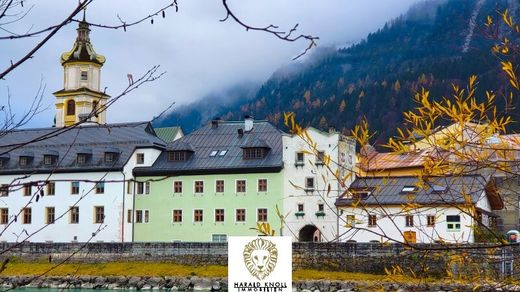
left=0, top=18, right=176, bottom=243
left=282, top=127, right=356, bottom=242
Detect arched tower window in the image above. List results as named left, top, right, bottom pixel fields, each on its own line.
left=66, top=100, right=76, bottom=116
left=92, top=100, right=99, bottom=117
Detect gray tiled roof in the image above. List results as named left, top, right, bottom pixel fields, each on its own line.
left=134, top=120, right=284, bottom=176
left=336, top=175, right=491, bottom=206
left=0, top=122, right=165, bottom=174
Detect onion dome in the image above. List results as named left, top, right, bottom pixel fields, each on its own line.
left=60, top=16, right=105, bottom=65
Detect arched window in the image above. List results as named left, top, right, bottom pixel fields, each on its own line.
left=92, top=100, right=99, bottom=117
left=66, top=100, right=75, bottom=116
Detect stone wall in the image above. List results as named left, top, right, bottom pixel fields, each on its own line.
left=0, top=242, right=514, bottom=278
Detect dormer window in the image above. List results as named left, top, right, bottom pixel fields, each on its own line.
left=43, top=150, right=59, bottom=166
left=243, top=148, right=265, bottom=160
left=0, top=154, right=9, bottom=168
left=104, top=152, right=118, bottom=163
left=43, top=155, right=57, bottom=166
left=77, top=154, right=87, bottom=164
left=76, top=149, right=92, bottom=165
left=81, top=71, right=88, bottom=81
left=168, top=151, right=187, bottom=162
left=19, top=152, right=33, bottom=167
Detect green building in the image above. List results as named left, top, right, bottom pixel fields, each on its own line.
left=133, top=118, right=284, bottom=242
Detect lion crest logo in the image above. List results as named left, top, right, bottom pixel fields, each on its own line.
left=243, top=238, right=278, bottom=280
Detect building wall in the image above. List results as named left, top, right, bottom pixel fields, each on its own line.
left=0, top=171, right=125, bottom=243
left=338, top=206, right=477, bottom=243
left=282, top=128, right=356, bottom=242
left=493, top=176, right=520, bottom=232
left=133, top=172, right=283, bottom=242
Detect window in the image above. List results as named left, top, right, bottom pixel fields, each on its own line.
left=173, top=181, right=183, bottom=193
left=46, top=182, right=55, bottom=196
left=401, top=186, right=417, bottom=193
left=94, top=206, right=104, bottom=224
left=219, top=150, right=227, bottom=156
left=243, top=148, right=264, bottom=159
left=0, top=158, right=7, bottom=168
left=66, top=100, right=75, bottom=116
left=44, top=155, right=56, bottom=165
left=19, top=156, right=28, bottom=166
left=127, top=181, right=132, bottom=194
left=305, top=177, right=315, bottom=190
left=0, top=208, right=8, bottom=224
left=316, top=151, right=325, bottom=165
left=297, top=204, right=304, bottom=212
left=318, top=204, right=324, bottom=212
left=22, top=208, right=31, bottom=224
left=431, top=185, right=447, bottom=194
left=0, top=185, right=8, bottom=197
left=127, top=209, right=132, bottom=223
left=212, top=234, right=227, bottom=242
left=236, top=209, right=246, bottom=222
left=257, top=208, right=268, bottom=222
left=215, top=180, right=224, bottom=193
left=135, top=210, right=149, bottom=223
left=215, top=209, right=225, bottom=222
left=405, top=215, right=414, bottom=227
left=77, top=154, right=87, bottom=164
left=136, top=182, right=150, bottom=195
left=236, top=180, right=246, bottom=193
left=194, top=209, right=203, bottom=222
left=209, top=150, right=218, bottom=157
left=136, top=153, right=145, bottom=164
left=23, top=183, right=31, bottom=196
left=427, top=215, right=436, bottom=227
left=92, top=100, right=98, bottom=112
left=194, top=181, right=204, bottom=193
left=70, top=207, right=79, bottom=224
left=346, top=215, right=356, bottom=227
left=368, top=215, right=377, bottom=227
left=258, top=179, right=267, bottom=192
left=296, top=152, right=304, bottom=165
left=172, top=210, right=182, bottom=223
left=168, top=151, right=186, bottom=162
left=46, top=207, right=55, bottom=224
left=71, top=181, right=80, bottom=195
left=80, top=71, right=88, bottom=81
left=447, top=215, right=461, bottom=231
left=95, top=181, right=105, bottom=194
left=104, top=152, right=117, bottom=163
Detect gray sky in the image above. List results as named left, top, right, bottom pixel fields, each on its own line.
left=1, top=0, right=418, bottom=127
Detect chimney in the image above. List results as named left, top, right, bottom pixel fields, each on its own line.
left=244, top=115, right=253, bottom=132
left=237, top=128, right=244, bottom=138
left=328, top=126, right=336, bottom=134
left=211, top=117, right=220, bottom=129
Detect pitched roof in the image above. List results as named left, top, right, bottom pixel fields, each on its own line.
left=359, top=149, right=432, bottom=171
left=154, top=126, right=182, bottom=143
left=336, top=175, right=502, bottom=209
left=0, top=122, right=165, bottom=174
left=134, top=120, right=284, bottom=176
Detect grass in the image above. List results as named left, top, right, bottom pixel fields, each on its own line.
left=0, top=261, right=447, bottom=285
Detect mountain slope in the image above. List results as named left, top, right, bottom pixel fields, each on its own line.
left=157, top=0, right=519, bottom=143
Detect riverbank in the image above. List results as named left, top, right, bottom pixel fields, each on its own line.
left=0, top=262, right=510, bottom=291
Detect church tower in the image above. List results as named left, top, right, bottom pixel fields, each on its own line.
left=53, top=15, right=109, bottom=127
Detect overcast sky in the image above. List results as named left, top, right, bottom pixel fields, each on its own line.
left=1, top=0, right=418, bottom=128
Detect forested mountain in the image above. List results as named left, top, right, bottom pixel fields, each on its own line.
left=156, top=0, right=520, bottom=144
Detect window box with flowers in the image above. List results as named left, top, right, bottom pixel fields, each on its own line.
left=295, top=212, right=305, bottom=219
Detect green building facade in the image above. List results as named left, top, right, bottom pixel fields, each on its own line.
left=133, top=173, right=283, bottom=242
left=133, top=118, right=285, bottom=242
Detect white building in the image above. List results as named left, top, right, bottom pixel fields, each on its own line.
left=0, top=19, right=180, bottom=243
left=0, top=124, right=165, bottom=242
left=282, top=127, right=356, bottom=242
left=336, top=175, right=503, bottom=243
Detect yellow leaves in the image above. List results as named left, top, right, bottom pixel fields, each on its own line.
left=252, top=222, right=276, bottom=236
left=351, top=117, right=375, bottom=148
left=500, top=61, right=519, bottom=90
left=501, top=9, right=513, bottom=28
left=485, top=15, right=493, bottom=27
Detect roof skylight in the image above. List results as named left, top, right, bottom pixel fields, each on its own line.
left=209, top=150, right=218, bottom=157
